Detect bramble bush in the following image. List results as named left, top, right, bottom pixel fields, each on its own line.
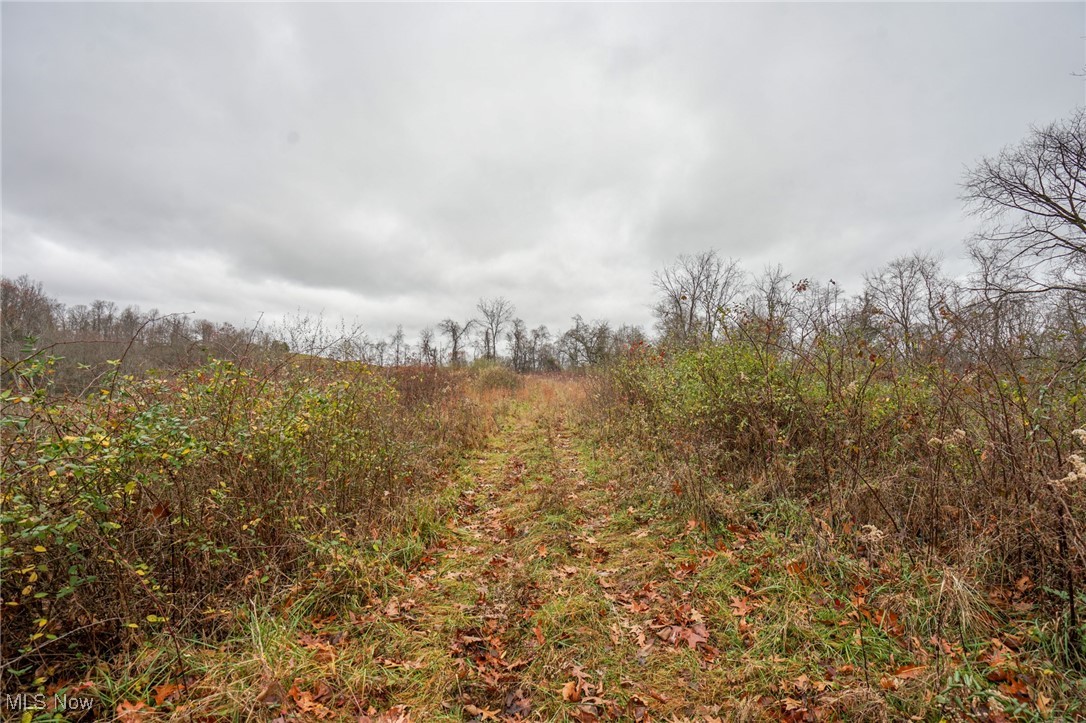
left=0, top=354, right=486, bottom=683
left=591, top=316, right=1086, bottom=657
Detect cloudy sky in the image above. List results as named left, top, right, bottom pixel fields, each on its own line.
left=3, top=3, right=1084, bottom=341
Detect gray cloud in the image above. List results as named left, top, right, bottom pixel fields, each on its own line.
left=3, top=3, right=1083, bottom=340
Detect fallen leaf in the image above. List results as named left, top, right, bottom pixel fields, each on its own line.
left=116, top=701, right=150, bottom=722
left=879, top=676, right=900, bottom=691
left=730, top=596, right=755, bottom=617
left=464, top=703, right=500, bottom=720
left=255, top=680, right=287, bottom=708
left=503, top=686, right=532, bottom=718
left=153, top=682, right=182, bottom=706
left=892, top=664, right=926, bottom=679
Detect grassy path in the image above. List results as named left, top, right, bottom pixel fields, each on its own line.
left=388, top=377, right=736, bottom=721
left=177, top=378, right=739, bottom=721
left=147, top=377, right=1080, bottom=721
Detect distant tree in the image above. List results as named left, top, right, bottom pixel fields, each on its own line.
left=611, top=323, right=647, bottom=354
left=371, top=339, right=388, bottom=366
left=507, top=318, right=529, bottom=372
left=65, top=304, right=92, bottom=334
left=963, top=108, right=1086, bottom=298
left=476, top=297, right=514, bottom=360
left=90, top=299, right=117, bottom=336
left=560, top=315, right=617, bottom=367
left=390, top=325, right=406, bottom=366
left=742, top=264, right=796, bottom=346
left=1, top=275, right=60, bottom=349
left=418, top=326, right=438, bottom=366
left=653, top=251, right=745, bottom=345
left=438, top=318, right=475, bottom=366
left=531, top=325, right=559, bottom=371
left=863, top=252, right=952, bottom=359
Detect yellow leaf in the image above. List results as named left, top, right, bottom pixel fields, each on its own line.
left=33, top=545, right=46, bottom=553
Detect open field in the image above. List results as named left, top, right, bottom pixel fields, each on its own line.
left=4, top=370, right=1084, bottom=721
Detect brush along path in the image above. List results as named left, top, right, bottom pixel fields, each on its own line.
left=153, top=377, right=1081, bottom=721
left=204, top=378, right=743, bottom=722
left=342, top=378, right=747, bottom=721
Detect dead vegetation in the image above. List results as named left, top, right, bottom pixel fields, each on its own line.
left=5, top=374, right=1083, bottom=721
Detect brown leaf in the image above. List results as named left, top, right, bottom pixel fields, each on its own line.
left=377, top=657, right=426, bottom=670
left=679, top=623, right=709, bottom=649
left=153, top=682, right=182, bottom=706
left=878, top=676, right=900, bottom=691
left=255, top=680, right=287, bottom=708
left=575, top=705, right=600, bottom=723
left=561, top=681, right=582, bottom=702
left=503, top=686, right=532, bottom=718
left=730, top=596, right=755, bottom=617
left=533, top=624, right=545, bottom=645
left=892, top=664, right=927, bottom=680
left=464, top=703, right=500, bottom=720
left=781, top=697, right=806, bottom=711
left=999, top=679, right=1029, bottom=699
left=116, top=701, right=150, bottom=722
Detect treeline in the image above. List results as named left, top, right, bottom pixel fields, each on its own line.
left=0, top=276, right=290, bottom=391
left=0, top=276, right=650, bottom=392
left=648, top=248, right=1083, bottom=370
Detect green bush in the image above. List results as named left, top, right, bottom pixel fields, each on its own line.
left=593, top=333, right=1085, bottom=592
left=470, top=360, right=522, bottom=392
left=0, top=356, right=484, bottom=681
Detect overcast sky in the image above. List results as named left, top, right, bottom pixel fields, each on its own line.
left=3, top=2, right=1084, bottom=341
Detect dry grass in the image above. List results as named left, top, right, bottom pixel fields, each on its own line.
left=11, top=375, right=1085, bottom=721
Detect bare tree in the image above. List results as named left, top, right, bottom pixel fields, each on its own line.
left=561, top=315, right=617, bottom=367
left=476, top=297, right=514, bottom=360
left=507, top=318, right=529, bottom=372
left=531, top=325, right=558, bottom=371
left=438, top=318, right=475, bottom=367
left=653, top=251, right=745, bottom=345
left=390, top=325, right=406, bottom=366
left=1, top=275, right=60, bottom=350
left=863, top=252, right=952, bottom=359
left=418, top=326, right=438, bottom=366
left=743, top=264, right=797, bottom=349
left=963, top=108, right=1086, bottom=298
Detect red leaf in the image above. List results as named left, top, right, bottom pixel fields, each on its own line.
left=892, top=664, right=926, bottom=679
